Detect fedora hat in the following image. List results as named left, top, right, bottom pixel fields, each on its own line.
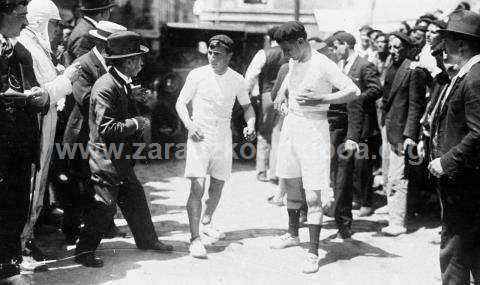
left=103, top=30, right=149, bottom=59
left=438, top=9, right=480, bottom=39
left=80, top=0, right=116, bottom=11
left=89, top=21, right=126, bottom=41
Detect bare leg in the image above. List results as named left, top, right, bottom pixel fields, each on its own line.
left=187, top=178, right=206, bottom=240
left=201, top=176, right=225, bottom=225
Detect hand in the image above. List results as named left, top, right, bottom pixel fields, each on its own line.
left=142, top=90, right=158, bottom=110
left=403, top=138, right=417, bottom=154
left=64, top=62, right=81, bottom=83
left=428, top=158, right=444, bottom=178
left=56, top=97, right=66, bottom=111
left=243, top=125, right=256, bottom=141
left=26, top=86, right=48, bottom=108
left=273, top=92, right=287, bottom=113
left=188, top=123, right=204, bottom=142
left=296, top=89, right=328, bottom=106
left=344, top=139, right=359, bottom=153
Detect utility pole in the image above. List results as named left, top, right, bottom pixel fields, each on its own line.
left=294, top=0, right=300, bottom=21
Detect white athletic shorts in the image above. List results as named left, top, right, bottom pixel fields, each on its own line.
left=276, top=112, right=331, bottom=191
left=184, top=119, right=232, bottom=181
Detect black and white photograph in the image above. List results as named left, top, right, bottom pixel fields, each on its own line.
left=1, top=0, right=480, bottom=284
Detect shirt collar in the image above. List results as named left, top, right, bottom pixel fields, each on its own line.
left=113, top=67, right=132, bottom=84
left=92, top=47, right=107, bottom=71
left=456, top=54, right=480, bottom=78
left=83, top=16, right=98, bottom=28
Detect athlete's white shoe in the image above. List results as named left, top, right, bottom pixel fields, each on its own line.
left=200, top=224, right=226, bottom=240
left=302, top=253, right=320, bottom=274
left=189, top=238, right=207, bottom=259
left=270, top=233, right=300, bottom=249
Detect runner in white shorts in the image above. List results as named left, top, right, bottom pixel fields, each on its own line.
left=269, top=22, right=360, bottom=274
left=176, top=35, right=256, bottom=259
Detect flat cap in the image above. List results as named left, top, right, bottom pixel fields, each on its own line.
left=208, top=34, right=234, bottom=50
left=273, top=21, right=307, bottom=42
left=333, top=32, right=356, bottom=47
left=389, top=31, right=413, bottom=47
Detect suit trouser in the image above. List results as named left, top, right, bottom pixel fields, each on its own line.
left=256, top=92, right=283, bottom=178
left=352, top=136, right=378, bottom=208
left=0, top=158, right=32, bottom=262
left=76, top=172, right=158, bottom=254
left=329, top=122, right=353, bottom=230
left=386, top=146, right=411, bottom=227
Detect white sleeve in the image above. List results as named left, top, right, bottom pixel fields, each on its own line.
left=177, top=69, right=198, bottom=105
left=322, top=56, right=360, bottom=96
left=236, top=78, right=251, bottom=106
left=244, top=49, right=266, bottom=93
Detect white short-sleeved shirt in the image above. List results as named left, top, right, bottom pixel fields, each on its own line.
left=177, top=65, right=251, bottom=122
left=286, top=49, right=358, bottom=119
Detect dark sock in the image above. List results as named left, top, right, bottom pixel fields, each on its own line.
left=308, top=224, right=321, bottom=255
left=287, top=209, right=300, bottom=237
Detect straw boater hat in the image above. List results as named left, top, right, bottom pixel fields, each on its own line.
left=89, top=21, right=126, bottom=41
left=438, top=9, right=480, bottom=39
left=103, top=30, right=149, bottom=59
left=80, top=0, right=117, bottom=11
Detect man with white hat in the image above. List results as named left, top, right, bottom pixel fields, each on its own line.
left=62, top=20, right=127, bottom=247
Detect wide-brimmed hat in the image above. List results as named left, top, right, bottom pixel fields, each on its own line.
left=80, top=0, right=116, bottom=11
left=89, top=21, right=126, bottom=41
left=438, top=9, right=480, bottom=39
left=103, top=30, right=149, bottom=59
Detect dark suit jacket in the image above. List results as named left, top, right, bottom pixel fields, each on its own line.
left=88, top=69, right=146, bottom=186
left=0, top=42, right=42, bottom=163
left=65, top=18, right=96, bottom=65
left=382, top=59, right=427, bottom=145
left=345, top=55, right=383, bottom=142
left=431, top=62, right=480, bottom=178
left=64, top=49, right=107, bottom=144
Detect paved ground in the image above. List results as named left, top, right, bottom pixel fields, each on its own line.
left=7, top=160, right=443, bottom=285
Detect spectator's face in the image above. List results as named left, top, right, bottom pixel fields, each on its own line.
left=278, top=38, right=303, bottom=60
left=48, top=19, right=62, bottom=49
left=410, top=30, right=426, bottom=46
left=333, top=39, right=348, bottom=61
left=207, top=43, right=232, bottom=73
left=360, top=31, right=370, bottom=48
left=369, top=31, right=378, bottom=43
left=426, top=24, right=440, bottom=45
left=125, top=55, right=144, bottom=77
left=375, top=35, right=388, bottom=53
left=443, top=35, right=461, bottom=64
left=389, top=37, right=407, bottom=63
left=398, top=23, right=409, bottom=35
left=0, top=2, right=28, bottom=38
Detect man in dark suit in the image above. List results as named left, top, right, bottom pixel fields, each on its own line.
left=381, top=32, right=427, bottom=236
left=62, top=21, right=127, bottom=245
left=428, top=10, right=480, bottom=284
left=65, top=0, right=116, bottom=65
left=0, top=0, right=49, bottom=278
left=330, top=32, right=383, bottom=238
left=75, top=31, right=173, bottom=268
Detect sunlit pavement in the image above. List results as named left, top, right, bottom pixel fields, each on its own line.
left=10, top=160, right=442, bottom=285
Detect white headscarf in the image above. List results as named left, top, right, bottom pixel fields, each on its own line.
left=26, top=0, right=61, bottom=53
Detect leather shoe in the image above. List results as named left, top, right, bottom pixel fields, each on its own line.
left=74, top=253, right=104, bottom=268
left=138, top=241, right=174, bottom=252
left=256, top=171, right=269, bottom=182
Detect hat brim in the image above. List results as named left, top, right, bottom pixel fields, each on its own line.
left=437, top=29, right=480, bottom=39
left=103, top=45, right=149, bottom=59
left=80, top=3, right=117, bottom=11
left=89, top=30, right=107, bottom=41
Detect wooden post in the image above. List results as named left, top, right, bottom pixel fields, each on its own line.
left=294, top=0, right=300, bottom=21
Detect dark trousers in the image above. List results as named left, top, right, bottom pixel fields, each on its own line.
left=440, top=228, right=480, bottom=285
left=352, top=136, right=379, bottom=208
left=0, top=158, right=31, bottom=263
left=329, top=123, right=353, bottom=231
left=76, top=172, right=158, bottom=254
